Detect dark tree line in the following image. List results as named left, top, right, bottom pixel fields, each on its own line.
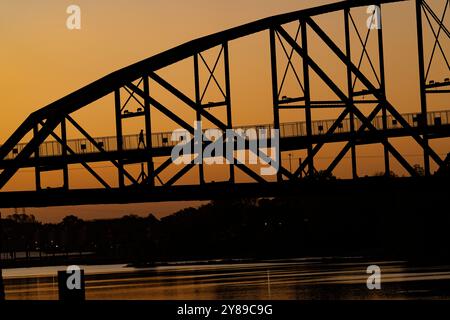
left=1, top=176, right=450, bottom=267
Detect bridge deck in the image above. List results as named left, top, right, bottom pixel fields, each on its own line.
left=0, top=177, right=447, bottom=208
left=1, top=109, right=449, bottom=169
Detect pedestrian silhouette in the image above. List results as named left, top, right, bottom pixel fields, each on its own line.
left=138, top=129, right=145, bottom=149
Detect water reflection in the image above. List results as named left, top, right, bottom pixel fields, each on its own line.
left=3, top=257, right=450, bottom=300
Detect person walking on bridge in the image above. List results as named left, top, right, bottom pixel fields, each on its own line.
left=138, top=129, right=146, bottom=149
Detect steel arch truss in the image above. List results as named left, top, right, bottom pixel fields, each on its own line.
left=416, top=0, right=450, bottom=175
left=0, top=0, right=448, bottom=194
left=270, top=2, right=447, bottom=180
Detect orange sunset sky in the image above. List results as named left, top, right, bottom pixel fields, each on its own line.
left=0, top=0, right=448, bottom=222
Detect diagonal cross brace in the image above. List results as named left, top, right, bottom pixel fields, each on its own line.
left=42, top=121, right=111, bottom=189
left=294, top=108, right=351, bottom=177
left=304, top=17, right=444, bottom=167
left=277, top=26, right=418, bottom=177
left=149, top=72, right=228, bottom=130
left=127, top=82, right=195, bottom=134
left=324, top=104, right=417, bottom=176
left=140, top=75, right=280, bottom=183
left=0, top=116, right=60, bottom=190
left=66, top=115, right=140, bottom=186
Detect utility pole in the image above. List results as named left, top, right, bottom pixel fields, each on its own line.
left=0, top=211, right=5, bottom=300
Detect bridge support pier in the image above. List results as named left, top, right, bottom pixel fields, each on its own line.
left=301, top=20, right=315, bottom=178
left=114, top=89, right=125, bottom=188
left=224, top=42, right=235, bottom=184
left=143, top=75, right=155, bottom=187
left=269, top=28, right=283, bottom=183
left=344, top=8, right=358, bottom=179
left=377, top=4, right=391, bottom=177
left=194, top=53, right=205, bottom=185
left=416, top=0, right=431, bottom=176
left=33, top=125, right=41, bottom=191
left=61, top=118, right=69, bottom=189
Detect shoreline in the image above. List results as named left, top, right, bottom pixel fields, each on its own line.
left=2, top=253, right=449, bottom=272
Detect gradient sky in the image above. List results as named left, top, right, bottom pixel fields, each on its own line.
left=0, top=0, right=448, bottom=222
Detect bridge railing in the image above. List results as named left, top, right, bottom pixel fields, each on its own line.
left=3, top=110, right=449, bottom=160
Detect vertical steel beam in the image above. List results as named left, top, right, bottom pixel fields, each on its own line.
left=194, top=54, right=205, bottom=184
left=114, top=89, right=125, bottom=188
left=270, top=28, right=282, bottom=182
left=33, top=124, right=41, bottom=191
left=61, top=118, right=69, bottom=189
left=377, top=3, right=391, bottom=176
left=301, top=20, right=314, bottom=177
left=416, top=0, right=430, bottom=176
left=223, top=42, right=235, bottom=183
left=143, top=76, right=155, bottom=186
left=345, top=8, right=358, bottom=179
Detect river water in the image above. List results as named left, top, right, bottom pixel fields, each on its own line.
left=3, top=257, right=450, bottom=300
